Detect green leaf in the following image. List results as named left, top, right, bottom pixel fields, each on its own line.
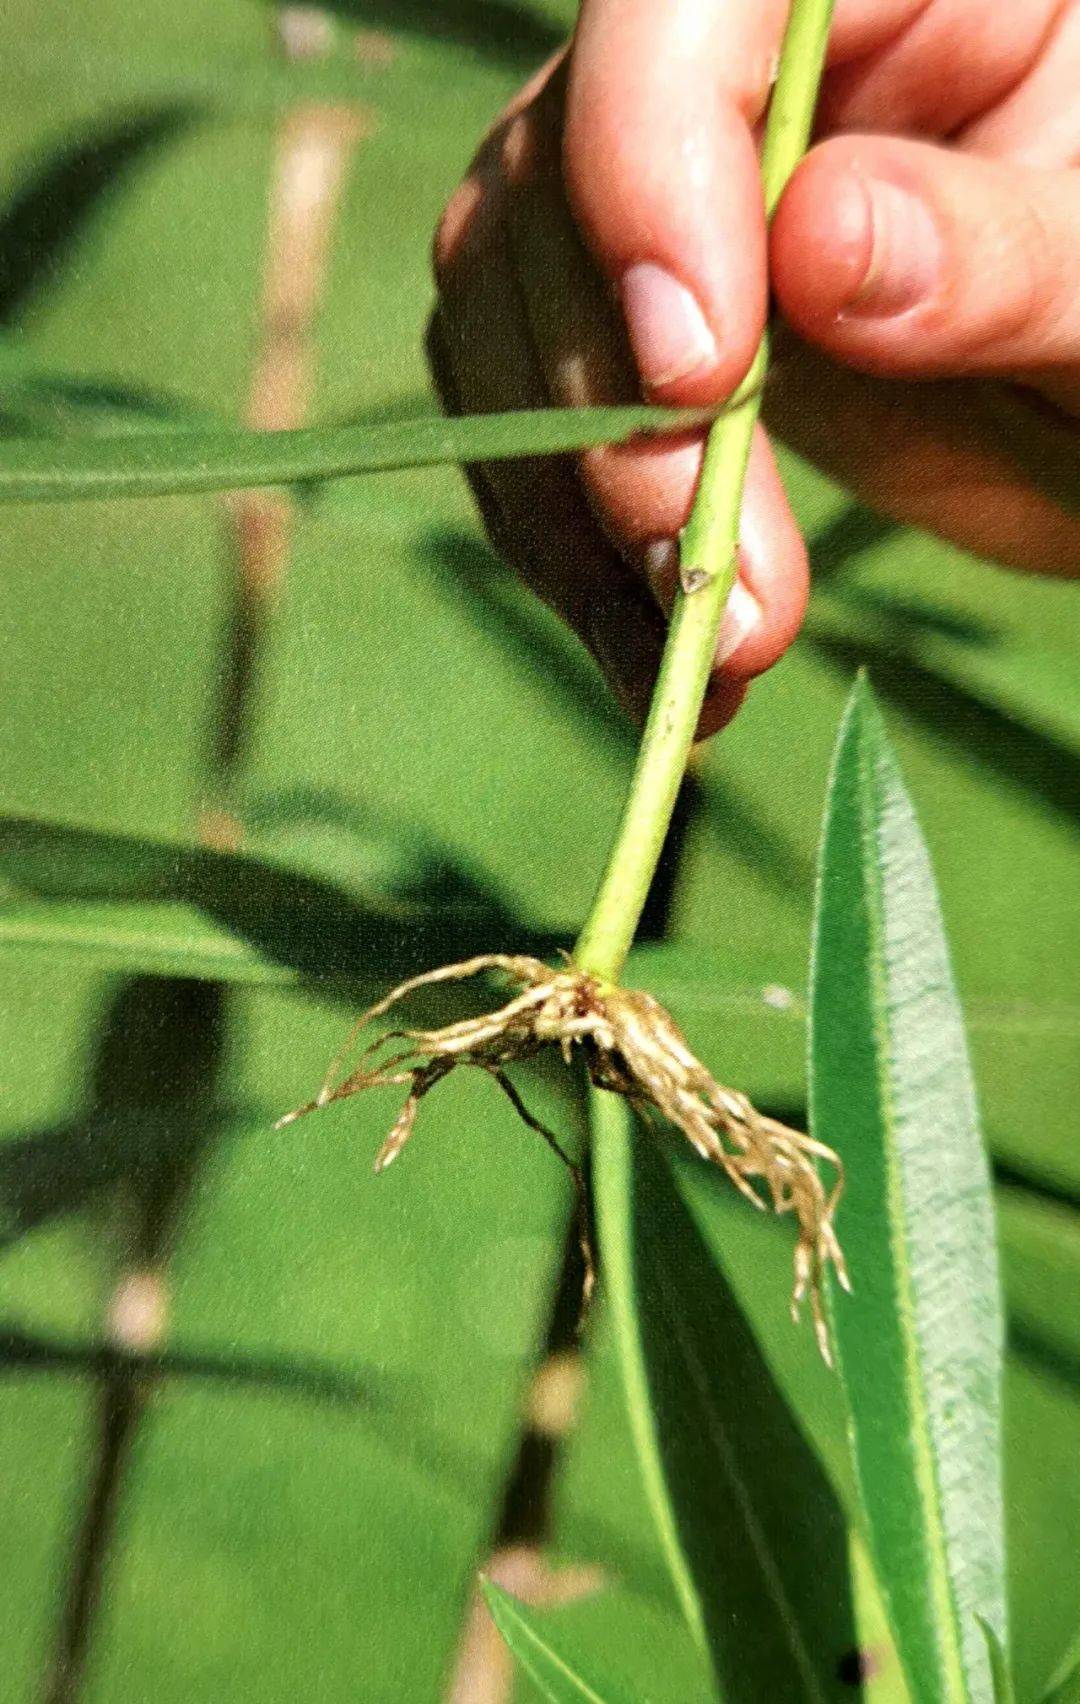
left=591, top=1091, right=858, bottom=1703
left=1035, top=1635, right=1076, bottom=1704
left=0, top=815, right=557, bottom=989
left=0, top=1324, right=367, bottom=1408
left=396, top=526, right=811, bottom=895
left=809, top=677, right=1006, bottom=1704
left=979, top=1619, right=1016, bottom=1704
left=524, top=1590, right=718, bottom=1704
left=301, top=0, right=566, bottom=71
left=0, top=108, right=192, bottom=325
left=480, top=1582, right=629, bottom=1704
left=810, top=582, right=1076, bottom=756
left=806, top=606, right=1080, bottom=831
left=0, top=347, right=217, bottom=439
left=0, top=897, right=315, bottom=987
left=998, top=1183, right=1080, bottom=1387
left=480, top=1585, right=716, bottom=1704
left=0, top=403, right=715, bottom=504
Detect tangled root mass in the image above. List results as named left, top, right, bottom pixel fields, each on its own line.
left=279, top=954, right=850, bottom=1361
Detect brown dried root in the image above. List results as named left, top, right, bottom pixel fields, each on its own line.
left=277, top=954, right=850, bottom=1360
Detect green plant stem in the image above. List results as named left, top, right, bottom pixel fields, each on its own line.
left=574, top=0, right=836, bottom=984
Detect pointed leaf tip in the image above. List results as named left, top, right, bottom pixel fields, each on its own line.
left=978, top=1617, right=1016, bottom=1704
left=480, top=1580, right=624, bottom=1704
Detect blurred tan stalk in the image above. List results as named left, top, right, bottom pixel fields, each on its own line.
left=209, top=19, right=367, bottom=817
left=44, top=16, right=366, bottom=1701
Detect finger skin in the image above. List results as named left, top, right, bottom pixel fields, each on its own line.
left=959, top=1, right=1080, bottom=168
left=492, top=70, right=807, bottom=685
left=432, top=148, right=635, bottom=631
left=826, top=0, right=934, bottom=65
left=772, top=135, right=1080, bottom=391
left=818, top=0, right=1064, bottom=138
left=731, top=430, right=810, bottom=680
left=563, top=0, right=788, bottom=403
left=432, top=78, right=804, bottom=724
left=432, top=132, right=676, bottom=728
left=765, top=332, right=1080, bottom=578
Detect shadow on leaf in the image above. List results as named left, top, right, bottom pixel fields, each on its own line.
left=0, top=108, right=190, bottom=327
left=420, top=530, right=812, bottom=896
left=0, top=1103, right=238, bottom=1251
left=621, top=1130, right=861, bottom=1700
left=806, top=630, right=1080, bottom=827
left=0, top=1324, right=372, bottom=1410
left=808, top=504, right=900, bottom=583
left=0, top=361, right=215, bottom=439
left=288, top=0, right=564, bottom=72
left=824, top=581, right=997, bottom=647
left=0, top=814, right=558, bottom=990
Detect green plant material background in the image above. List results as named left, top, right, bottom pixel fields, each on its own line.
left=0, top=1, right=1078, bottom=1701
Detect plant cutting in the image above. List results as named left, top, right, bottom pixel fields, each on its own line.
left=280, top=0, right=848, bottom=1357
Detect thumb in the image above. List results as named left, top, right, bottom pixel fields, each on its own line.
left=564, top=0, right=789, bottom=405
left=772, top=136, right=1080, bottom=403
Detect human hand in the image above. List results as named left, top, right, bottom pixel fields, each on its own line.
left=429, top=1, right=1080, bottom=734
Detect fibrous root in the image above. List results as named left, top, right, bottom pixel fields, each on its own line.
left=277, top=954, right=850, bottom=1360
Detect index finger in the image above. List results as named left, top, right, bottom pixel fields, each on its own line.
left=564, top=0, right=790, bottom=404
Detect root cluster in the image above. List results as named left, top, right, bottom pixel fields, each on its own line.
left=279, top=954, right=849, bottom=1359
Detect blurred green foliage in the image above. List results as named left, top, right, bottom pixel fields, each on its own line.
left=0, top=2, right=1077, bottom=1702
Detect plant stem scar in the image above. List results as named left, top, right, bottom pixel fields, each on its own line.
left=678, top=563, right=710, bottom=595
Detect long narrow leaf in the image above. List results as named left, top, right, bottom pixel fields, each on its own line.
left=480, top=1582, right=629, bottom=1704
left=591, top=1091, right=858, bottom=1702
left=1042, top=1641, right=1080, bottom=1704
left=810, top=677, right=1006, bottom=1703
left=0, top=898, right=305, bottom=987
left=978, top=1620, right=1016, bottom=1704
left=0, top=815, right=556, bottom=987
left=0, top=403, right=716, bottom=504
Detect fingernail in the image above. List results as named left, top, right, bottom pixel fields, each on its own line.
left=716, top=578, right=761, bottom=666
left=642, top=538, right=678, bottom=611
left=843, top=176, right=942, bottom=318
left=621, top=262, right=717, bottom=390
